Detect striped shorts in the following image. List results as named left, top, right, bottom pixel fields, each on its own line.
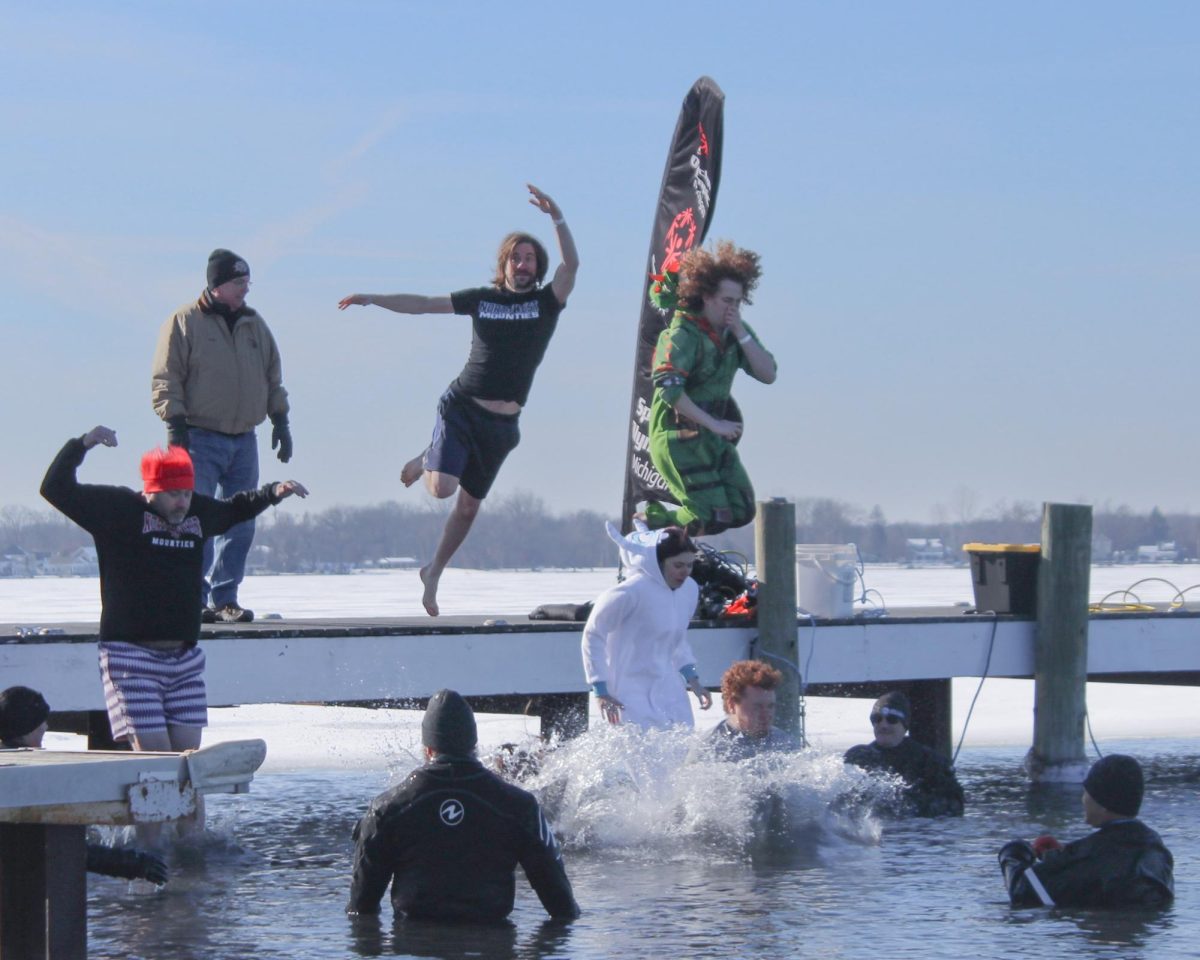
left=98, top=642, right=208, bottom=742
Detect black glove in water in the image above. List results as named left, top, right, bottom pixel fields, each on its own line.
left=167, top=416, right=190, bottom=450
left=271, top=415, right=293, bottom=463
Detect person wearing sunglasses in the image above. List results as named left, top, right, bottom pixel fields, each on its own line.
left=843, top=691, right=964, bottom=817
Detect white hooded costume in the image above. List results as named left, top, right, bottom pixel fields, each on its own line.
left=581, top=522, right=700, bottom=730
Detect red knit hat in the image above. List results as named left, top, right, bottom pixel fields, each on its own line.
left=141, top=446, right=195, bottom=493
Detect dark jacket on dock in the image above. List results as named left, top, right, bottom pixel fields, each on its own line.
left=40, top=436, right=281, bottom=647
left=999, top=820, right=1174, bottom=909
left=347, top=756, right=579, bottom=922
left=843, top=737, right=965, bottom=817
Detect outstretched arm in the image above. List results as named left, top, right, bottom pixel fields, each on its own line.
left=527, top=184, right=579, bottom=306
left=40, top=427, right=121, bottom=531
left=337, top=293, right=453, bottom=314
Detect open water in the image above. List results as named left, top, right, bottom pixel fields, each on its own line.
left=3, top=564, right=1197, bottom=959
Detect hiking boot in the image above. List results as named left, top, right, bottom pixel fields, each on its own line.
left=200, top=607, right=217, bottom=624
left=213, top=603, right=254, bottom=623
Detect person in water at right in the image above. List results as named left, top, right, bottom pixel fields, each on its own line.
left=998, top=754, right=1174, bottom=908
left=843, top=691, right=964, bottom=817
left=704, top=660, right=799, bottom=761
left=643, top=241, right=777, bottom=535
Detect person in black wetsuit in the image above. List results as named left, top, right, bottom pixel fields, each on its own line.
left=999, top=754, right=1174, bottom=908
left=0, top=685, right=168, bottom=885
left=347, top=689, right=579, bottom=923
left=843, top=691, right=964, bottom=817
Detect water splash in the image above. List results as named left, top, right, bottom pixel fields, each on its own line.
left=499, top=726, right=888, bottom=859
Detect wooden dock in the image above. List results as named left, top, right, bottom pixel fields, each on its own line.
left=0, top=740, right=265, bottom=959
left=3, top=604, right=1198, bottom=743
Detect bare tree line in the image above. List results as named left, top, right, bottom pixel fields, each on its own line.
left=2, top=494, right=1196, bottom=572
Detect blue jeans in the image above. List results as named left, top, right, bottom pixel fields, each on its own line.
left=189, top=428, right=259, bottom=608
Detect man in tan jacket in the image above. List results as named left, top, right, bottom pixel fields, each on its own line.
left=151, top=249, right=292, bottom=623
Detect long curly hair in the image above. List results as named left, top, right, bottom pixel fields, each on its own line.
left=676, top=240, right=762, bottom=313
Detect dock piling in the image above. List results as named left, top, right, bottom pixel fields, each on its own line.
left=1028, top=502, right=1092, bottom=782
left=754, top=499, right=800, bottom=737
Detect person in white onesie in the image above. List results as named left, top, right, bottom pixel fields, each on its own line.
left=581, top=522, right=713, bottom=729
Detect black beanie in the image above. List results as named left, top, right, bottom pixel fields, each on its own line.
left=207, top=248, right=250, bottom=290
left=0, top=685, right=51, bottom=742
left=875, top=690, right=911, bottom=729
left=422, top=689, right=477, bottom=756
left=1083, top=754, right=1144, bottom=817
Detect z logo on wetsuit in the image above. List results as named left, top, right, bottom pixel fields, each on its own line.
left=439, top=798, right=465, bottom=826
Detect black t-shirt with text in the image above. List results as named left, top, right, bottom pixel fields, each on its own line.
left=449, top=285, right=564, bottom=406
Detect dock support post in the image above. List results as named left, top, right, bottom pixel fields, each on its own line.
left=1028, top=502, right=1092, bottom=783
left=0, top=823, right=88, bottom=960
left=906, top=679, right=953, bottom=760
left=754, top=499, right=799, bottom=737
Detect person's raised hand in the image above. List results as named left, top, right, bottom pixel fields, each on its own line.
left=273, top=480, right=309, bottom=500
left=82, top=426, right=118, bottom=450
left=527, top=183, right=561, bottom=220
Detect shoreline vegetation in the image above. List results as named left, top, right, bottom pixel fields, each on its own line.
left=3, top=493, right=1198, bottom=575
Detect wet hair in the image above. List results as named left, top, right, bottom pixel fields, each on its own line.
left=492, top=232, right=549, bottom=287
left=676, top=240, right=762, bottom=313
left=655, top=526, right=697, bottom=566
left=720, top=661, right=782, bottom=713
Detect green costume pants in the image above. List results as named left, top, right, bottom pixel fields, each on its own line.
left=647, top=428, right=756, bottom=535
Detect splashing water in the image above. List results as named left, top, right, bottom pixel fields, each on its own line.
left=496, top=726, right=888, bottom=861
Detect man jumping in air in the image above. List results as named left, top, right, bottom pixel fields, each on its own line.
left=338, top=184, right=578, bottom=616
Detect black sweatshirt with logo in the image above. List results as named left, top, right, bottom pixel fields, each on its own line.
left=40, top=436, right=280, bottom=646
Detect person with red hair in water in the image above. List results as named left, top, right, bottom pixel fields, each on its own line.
left=41, top=424, right=308, bottom=753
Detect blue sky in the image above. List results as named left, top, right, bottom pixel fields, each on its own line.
left=2, top=2, right=1197, bottom=524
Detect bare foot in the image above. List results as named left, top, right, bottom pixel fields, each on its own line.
left=400, top=454, right=425, bottom=488
left=419, top=565, right=440, bottom=617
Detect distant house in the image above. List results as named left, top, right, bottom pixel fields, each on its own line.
left=1136, top=542, right=1178, bottom=563
left=1092, top=533, right=1114, bottom=562
left=375, top=557, right=418, bottom=569
left=44, top=546, right=99, bottom=577
left=0, top=546, right=39, bottom=578
left=906, top=538, right=948, bottom=565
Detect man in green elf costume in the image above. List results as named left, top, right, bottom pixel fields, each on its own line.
left=644, top=241, right=776, bottom=535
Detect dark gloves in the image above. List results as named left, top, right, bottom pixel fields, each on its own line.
left=86, top=844, right=169, bottom=884
left=998, top=839, right=1036, bottom=869
left=270, top=414, right=293, bottom=463
left=167, top=416, right=190, bottom=450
